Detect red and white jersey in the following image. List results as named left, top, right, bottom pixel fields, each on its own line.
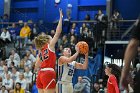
left=107, top=75, right=120, bottom=93
left=39, top=43, right=56, bottom=69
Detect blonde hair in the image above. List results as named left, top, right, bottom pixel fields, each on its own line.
left=34, top=34, right=51, bottom=49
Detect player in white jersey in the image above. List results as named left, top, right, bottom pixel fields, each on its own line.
left=56, top=47, right=88, bottom=93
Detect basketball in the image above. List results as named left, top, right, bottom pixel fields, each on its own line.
left=76, top=41, right=89, bottom=54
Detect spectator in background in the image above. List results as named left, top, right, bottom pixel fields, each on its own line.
left=80, top=23, right=87, bottom=34
left=73, top=76, right=86, bottom=93
left=30, top=24, right=39, bottom=41
left=0, top=28, right=11, bottom=44
left=20, top=22, right=31, bottom=47
left=24, top=67, right=33, bottom=91
left=85, top=14, right=91, bottom=21
left=26, top=50, right=36, bottom=63
left=0, top=60, right=4, bottom=74
left=84, top=14, right=91, bottom=27
left=61, top=35, right=69, bottom=48
left=56, top=44, right=63, bottom=57
left=70, top=23, right=79, bottom=37
left=11, top=67, right=20, bottom=83
left=2, top=66, right=11, bottom=79
left=0, top=86, right=8, bottom=93
left=9, top=23, right=18, bottom=42
left=94, top=10, right=105, bottom=46
left=95, top=10, right=104, bottom=22
left=19, top=59, right=24, bottom=69
left=3, top=14, right=9, bottom=28
left=7, top=49, right=20, bottom=67
left=23, top=56, right=32, bottom=69
left=29, top=45, right=37, bottom=57
left=2, top=74, right=13, bottom=91
left=50, top=30, right=55, bottom=38
left=15, top=73, right=26, bottom=90
left=70, top=35, right=76, bottom=55
left=93, top=82, right=100, bottom=93
left=13, top=82, right=25, bottom=93
left=110, top=10, right=122, bottom=40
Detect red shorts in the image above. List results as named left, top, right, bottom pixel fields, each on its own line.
left=36, top=68, right=56, bottom=89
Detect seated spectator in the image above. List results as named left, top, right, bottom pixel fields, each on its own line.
left=2, top=74, right=13, bottom=91
left=70, top=23, right=79, bottom=36
left=19, top=59, right=24, bottom=69
left=50, top=30, right=55, bottom=38
left=60, top=35, right=69, bottom=48
left=7, top=49, right=20, bottom=67
left=73, top=76, right=86, bottom=93
left=93, top=82, right=100, bottom=93
left=80, top=23, right=87, bottom=34
left=23, top=56, right=32, bottom=69
left=24, top=67, right=33, bottom=91
left=26, top=50, right=36, bottom=63
left=84, top=14, right=91, bottom=27
left=11, top=66, right=20, bottom=83
left=0, top=60, right=4, bottom=75
left=0, top=86, right=8, bottom=93
left=84, top=14, right=91, bottom=21
left=70, top=35, right=76, bottom=54
left=1, top=66, right=11, bottom=79
left=13, top=82, right=25, bottom=93
left=56, top=44, right=63, bottom=57
left=0, top=28, right=11, bottom=45
left=29, top=45, right=37, bottom=57
left=20, top=22, right=31, bottom=47
left=15, top=73, right=26, bottom=90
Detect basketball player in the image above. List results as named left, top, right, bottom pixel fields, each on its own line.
left=34, top=9, right=63, bottom=93
left=120, top=17, right=140, bottom=93
left=56, top=47, right=88, bottom=93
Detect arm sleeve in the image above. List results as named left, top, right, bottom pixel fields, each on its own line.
left=110, top=76, right=120, bottom=93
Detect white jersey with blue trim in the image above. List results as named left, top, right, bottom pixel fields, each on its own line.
left=60, top=61, right=76, bottom=83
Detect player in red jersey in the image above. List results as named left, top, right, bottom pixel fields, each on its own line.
left=105, top=64, right=121, bottom=93
left=34, top=9, right=63, bottom=93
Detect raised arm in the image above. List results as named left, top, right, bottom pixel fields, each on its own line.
left=49, top=9, right=63, bottom=51
left=58, top=51, right=79, bottom=66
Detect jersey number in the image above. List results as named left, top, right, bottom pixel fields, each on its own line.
left=39, top=49, right=49, bottom=62
left=68, top=69, right=74, bottom=76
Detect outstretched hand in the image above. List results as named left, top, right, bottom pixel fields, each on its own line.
left=59, top=8, right=63, bottom=18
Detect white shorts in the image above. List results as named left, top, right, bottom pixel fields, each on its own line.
left=56, top=81, right=73, bottom=93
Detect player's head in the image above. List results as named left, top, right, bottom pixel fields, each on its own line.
left=63, top=48, right=71, bottom=57
left=105, top=64, right=121, bottom=78
left=34, top=33, right=52, bottom=49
